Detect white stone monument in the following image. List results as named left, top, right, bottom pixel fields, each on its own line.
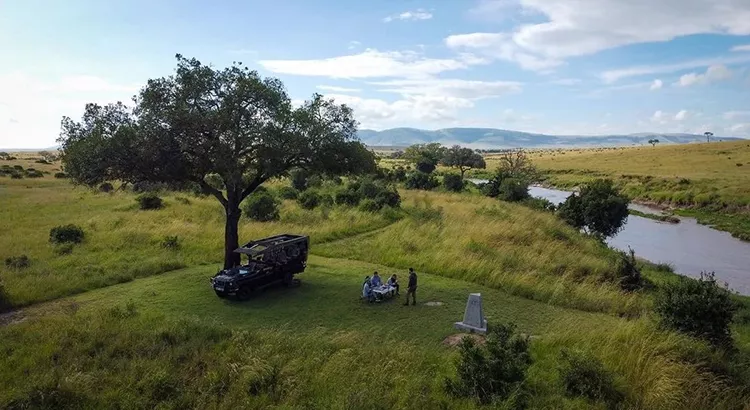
left=454, top=293, right=487, bottom=334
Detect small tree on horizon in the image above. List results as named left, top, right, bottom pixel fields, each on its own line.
left=704, top=131, right=713, bottom=143
left=648, top=138, right=659, bottom=147
left=441, top=145, right=486, bottom=179
left=58, top=54, right=376, bottom=269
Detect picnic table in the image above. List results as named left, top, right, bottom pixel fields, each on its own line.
left=372, top=285, right=397, bottom=299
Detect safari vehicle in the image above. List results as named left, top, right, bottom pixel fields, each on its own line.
left=210, top=234, right=309, bottom=299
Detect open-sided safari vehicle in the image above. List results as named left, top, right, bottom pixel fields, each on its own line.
left=210, top=234, right=309, bottom=299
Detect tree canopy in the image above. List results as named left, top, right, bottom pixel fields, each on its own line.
left=59, top=54, right=375, bottom=268
left=557, top=179, right=629, bottom=240
left=441, top=145, right=486, bottom=179
left=403, top=143, right=447, bottom=174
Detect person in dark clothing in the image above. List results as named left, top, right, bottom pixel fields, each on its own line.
left=387, top=274, right=399, bottom=295
left=404, top=268, right=417, bottom=306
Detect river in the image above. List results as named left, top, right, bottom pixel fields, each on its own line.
left=468, top=180, right=750, bottom=295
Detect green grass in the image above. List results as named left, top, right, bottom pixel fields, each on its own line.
left=3, top=155, right=750, bottom=409
left=4, top=256, right=747, bottom=409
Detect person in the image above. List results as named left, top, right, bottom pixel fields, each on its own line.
left=387, top=274, right=399, bottom=295
left=362, top=276, right=374, bottom=303
left=404, top=268, right=417, bottom=306
left=371, top=271, right=383, bottom=287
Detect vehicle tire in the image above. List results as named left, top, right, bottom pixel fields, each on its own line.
left=237, top=287, right=251, bottom=301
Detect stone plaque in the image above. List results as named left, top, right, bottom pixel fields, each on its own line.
left=454, top=293, right=487, bottom=334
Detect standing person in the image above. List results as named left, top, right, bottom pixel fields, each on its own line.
left=404, top=268, right=418, bottom=306
left=362, top=276, right=374, bottom=303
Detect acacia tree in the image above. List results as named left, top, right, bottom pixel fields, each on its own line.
left=648, top=138, right=659, bottom=147
left=441, top=145, right=486, bottom=179
left=404, top=143, right=446, bottom=173
left=704, top=131, right=713, bottom=143
left=59, top=55, right=375, bottom=269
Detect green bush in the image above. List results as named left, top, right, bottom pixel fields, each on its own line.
left=358, top=179, right=381, bottom=199
left=654, top=272, right=738, bottom=347
left=49, top=224, right=85, bottom=244
left=307, top=174, right=322, bottom=188
left=290, top=169, right=309, bottom=191
left=557, top=179, right=629, bottom=240
left=5, top=255, right=30, bottom=269
left=160, top=235, right=181, bottom=250
left=25, top=169, right=44, bottom=178
left=278, top=186, right=299, bottom=200
left=359, top=199, right=381, bottom=213
left=615, top=247, right=642, bottom=291
left=335, top=189, right=361, bottom=206
left=242, top=190, right=280, bottom=222
left=558, top=349, right=623, bottom=405
left=443, top=174, right=464, bottom=192
left=298, top=190, right=321, bottom=210
left=54, top=172, right=68, bottom=179
left=98, top=182, right=114, bottom=193
left=521, top=197, right=556, bottom=212
left=375, top=188, right=401, bottom=208
left=445, top=323, right=532, bottom=405
left=416, top=159, right=436, bottom=174
left=392, top=166, right=407, bottom=182
left=405, top=172, right=438, bottom=190
left=12, top=165, right=23, bottom=170
left=320, top=194, right=334, bottom=207
left=10, top=171, right=23, bottom=179
left=497, top=178, right=529, bottom=202
left=137, top=193, right=164, bottom=210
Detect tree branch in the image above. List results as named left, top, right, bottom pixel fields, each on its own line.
left=199, top=179, right=228, bottom=207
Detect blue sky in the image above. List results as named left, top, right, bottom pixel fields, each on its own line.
left=2, top=0, right=750, bottom=148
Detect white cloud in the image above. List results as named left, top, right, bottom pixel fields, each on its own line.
left=383, top=9, right=433, bottom=23
left=651, top=110, right=666, bottom=123
left=724, top=111, right=750, bottom=120
left=674, top=110, right=688, bottom=121
left=348, top=41, right=361, bottom=50
left=729, top=123, right=750, bottom=134
left=445, top=32, right=562, bottom=71
left=455, top=0, right=750, bottom=71
left=732, top=44, right=750, bottom=52
left=0, top=72, right=138, bottom=149
left=316, top=85, right=361, bottom=93
left=650, top=79, right=663, bottom=90
left=551, top=78, right=581, bottom=85
left=675, top=64, right=732, bottom=87
left=600, top=54, right=750, bottom=83
left=259, top=49, right=480, bottom=79
left=371, top=78, right=522, bottom=99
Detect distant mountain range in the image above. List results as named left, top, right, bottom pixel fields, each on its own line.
left=358, top=128, right=744, bottom=149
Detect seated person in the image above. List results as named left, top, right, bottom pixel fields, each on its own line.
left=362, top=276, right=374, bottom=302
left=370, top=271, right=383, bottom=288
left=387, top=274, right=399, bottom=295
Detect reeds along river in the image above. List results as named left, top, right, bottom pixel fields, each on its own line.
left=470, top=180, right=750, bottom=295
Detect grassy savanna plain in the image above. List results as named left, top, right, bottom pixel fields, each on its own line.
left=492, top=141, right=750, bottom=240
left=2, top=153, right=750, bottom=409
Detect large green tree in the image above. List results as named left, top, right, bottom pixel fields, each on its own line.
left=441, top=145, right=486, bottom=179
left=403, top=143, right=446, bottom=173
left=557, top=179, right=629, bottom=240
left=59, top=55, right=375, bottom=269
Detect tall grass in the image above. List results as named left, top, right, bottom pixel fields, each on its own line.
left=316, top=190, right=644, bottom=315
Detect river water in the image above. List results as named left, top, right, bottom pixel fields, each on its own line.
left=468, top=180, right=750, bottom=295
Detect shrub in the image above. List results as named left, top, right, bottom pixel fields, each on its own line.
left=25, top=169, right=44, bottom=178
left=497, top=178, right=529, bottom=202
left=290, top=169, right=309, bottom=191
left=278, top=186, right=299, bottom=200
left=443, top=174, right=464, bottom=192
left=521, top=197, right=556, bottom=212
left=160, top=235, right=181, bottom=250
left=242, top=190, right=280, bottom=222
left=50, top=224, right=85, bottom=244
left=655, top=272, right=738, bottom=347
left=320, top=194, right=334, bottom=207
left=335, top=189, right=361, bottom=206
left=358, top=178, right=381, bottom=199
left=359, top=199, right=381, bottom=213
left=416, top=159, right=436, bottom=174
left=615, top=247, right=642, bottom=291
left=306, top=174, right=322, bottom=188
left=405, top=172, right=438, bottom=190
left=445, top=323, right=532, bottom=405
left=392, top=166, right=407, bottom=182
left=558, top=349, right=623, bottom=405
left=13, top=165, right=23, bottom=170
left=137, top=193, right=164, bottom=210
left=54, top=172, right=68, bottom=179
left=375, top=188, right=401, bottom=208
left=298, top=190, right=321, bottom=210
left=5, top=255, right=30, bottom=269
left=98, top=182, right=114, bottom=193
left=10, top=171, right=23, bottom=179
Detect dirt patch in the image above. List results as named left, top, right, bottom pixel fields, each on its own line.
left=425, top=301, right=443, bottom=306
left=443, top=333, right=486, bottom=347
left=0, top=310, right=26, bottom=327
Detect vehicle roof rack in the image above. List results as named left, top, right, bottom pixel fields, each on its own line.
left=233, top=234, right=308, bottom=256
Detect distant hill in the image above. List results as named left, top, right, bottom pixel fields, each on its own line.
left=358, top=128, right=743, bottom=149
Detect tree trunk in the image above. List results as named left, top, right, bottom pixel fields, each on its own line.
left=460, top=167, right=466, bottom=180
left=223, top=203, right=242, bottom=269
